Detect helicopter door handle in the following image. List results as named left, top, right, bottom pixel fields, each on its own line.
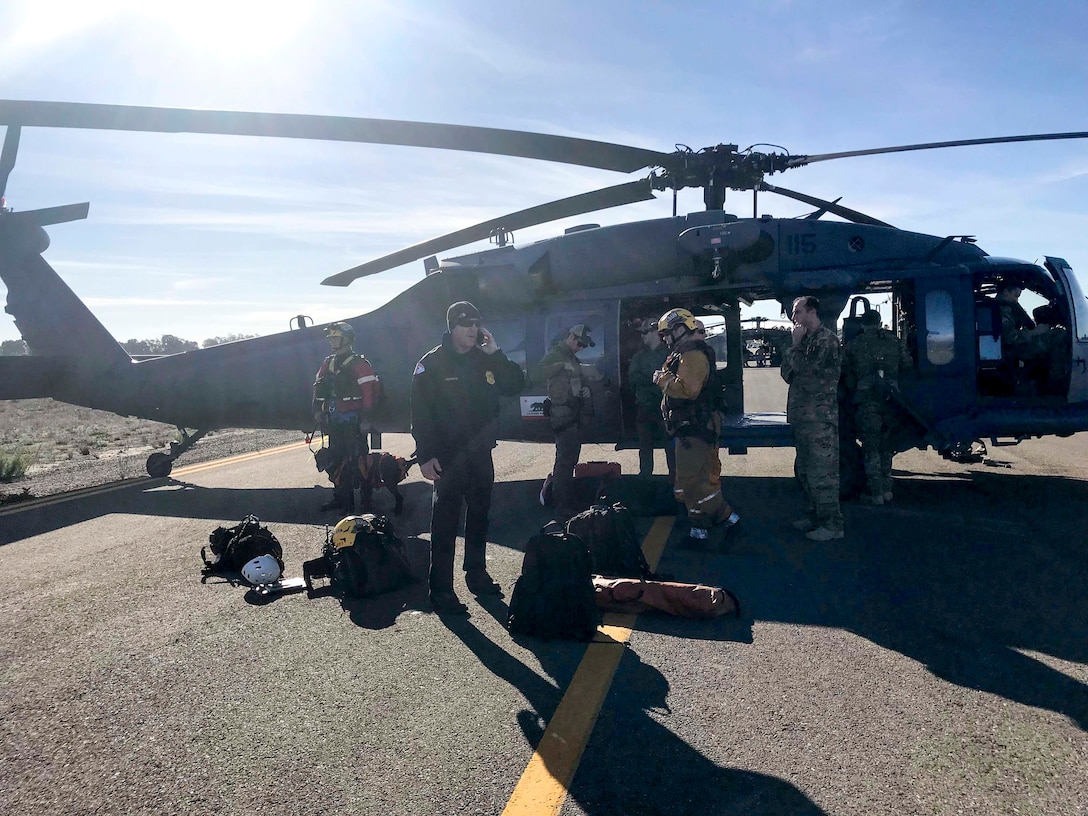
left=1075, top=357, right=1087, bottom=375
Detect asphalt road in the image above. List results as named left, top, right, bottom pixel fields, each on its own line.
left=2, top=370, right=1086, bottom=816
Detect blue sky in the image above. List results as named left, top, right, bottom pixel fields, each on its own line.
left=1, top=0, right=1086, bottom=343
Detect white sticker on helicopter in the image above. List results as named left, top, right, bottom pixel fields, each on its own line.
left=521, top=396, right=548, bottom=419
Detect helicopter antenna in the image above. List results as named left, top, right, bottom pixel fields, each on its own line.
left=489, top=227, right=512, bottom=247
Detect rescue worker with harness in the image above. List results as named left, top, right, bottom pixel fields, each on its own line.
left=652, top=308, right=740, bottom=543
left=312, top=322, right=381, bottom=513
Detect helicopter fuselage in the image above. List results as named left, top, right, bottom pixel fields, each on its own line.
left=4, top=212, right=1088, bottom=468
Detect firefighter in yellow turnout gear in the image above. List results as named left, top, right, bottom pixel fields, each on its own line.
left=653, top=308, right=740, bottom=543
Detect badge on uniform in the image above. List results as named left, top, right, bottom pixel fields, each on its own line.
left=486, top=371, right=495, bottom=385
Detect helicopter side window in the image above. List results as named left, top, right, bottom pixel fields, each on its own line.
left=485, top=318, right=527, bottom=372
left=924, top=289, right=955, bottom=365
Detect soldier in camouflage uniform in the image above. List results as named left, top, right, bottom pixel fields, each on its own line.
left=781, top=296, right=844, bottom=541
left=627, top=318, right=674, bottom=478
left=843, top=309, right=911, bottom=505
left=535, top=324, right=599, bottom=519
left=996, top=282, right=1069, bottom=394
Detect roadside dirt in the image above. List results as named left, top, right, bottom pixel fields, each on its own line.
left=0, top=399, right=303, bottom=503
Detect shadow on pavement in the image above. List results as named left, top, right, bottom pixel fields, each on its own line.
left=5, top=464, right=1086, bottom=735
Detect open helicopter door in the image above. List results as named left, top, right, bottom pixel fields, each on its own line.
left=514, top=303, right=621, bottom=443
left=897, top=269, right=977, bottom=426
left=1044, top=257, right=1088, bottom=403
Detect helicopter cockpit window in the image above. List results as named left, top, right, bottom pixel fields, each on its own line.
left=484, top=318, right=527, bottom=371
left=924, top=290, right=955, bottom=366
left=545, top=312, right=605, bottom=365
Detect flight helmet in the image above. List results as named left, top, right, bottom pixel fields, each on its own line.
left=324, top=322, right=355, bottom=342
left=657, top=308, right=698, bottom=334
left=331, top=515, right=373, bottom=549
left=241, top=554, right=283, bottom=586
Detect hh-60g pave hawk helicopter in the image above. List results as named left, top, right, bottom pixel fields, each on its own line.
left=1, top=99, right=1088, bottom=477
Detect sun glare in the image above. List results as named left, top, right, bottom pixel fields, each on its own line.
left=145, top=0, right=310, bottom=57
left=3, top=0, right=311, bottom=61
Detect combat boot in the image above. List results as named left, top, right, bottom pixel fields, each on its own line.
left=466, top=569, right=503, bottom=597
left=805, top=526, right=844, bottom=542
left=430, top=591, right=469, bottom=615
left=682, top=526, right=710, bottom=549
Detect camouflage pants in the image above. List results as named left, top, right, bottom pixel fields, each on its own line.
left=855, top=401, right=895, bottom=497
left=793, top=419, right=842, bottom=532
left=550, top=424, right=582, bottom=516
left=636, top=413, right=675, bottom=479
left=674, top=425, right=732, bottom=528
left=1013, top=326, right=1069, bottom=393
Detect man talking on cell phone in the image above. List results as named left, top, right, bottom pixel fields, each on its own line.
left=410, top=301, right=525, bottom=615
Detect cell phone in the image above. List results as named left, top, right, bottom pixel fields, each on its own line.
left=477, top=328, right=489, bottom=345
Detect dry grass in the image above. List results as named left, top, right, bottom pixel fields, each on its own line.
left=0, top=398, right=175, bottom=468
left=0, top=399, right=302, bottom=503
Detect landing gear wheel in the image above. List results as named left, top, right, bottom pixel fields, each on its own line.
left=146, top=452, right=173, bottom=478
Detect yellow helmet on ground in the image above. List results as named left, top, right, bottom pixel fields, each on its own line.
left=331, top=515, right=375, bottom=549
left=658, top=308, right=698, bottom=333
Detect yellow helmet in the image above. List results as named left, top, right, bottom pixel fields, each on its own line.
left=657, top=308, right=698, bottom=333
left=331, top=515, right=375, bottom=549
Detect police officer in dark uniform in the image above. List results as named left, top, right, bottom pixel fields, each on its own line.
left=312, top=322, right=381, bottom=513
left=411, top=301, right=525, bottom=615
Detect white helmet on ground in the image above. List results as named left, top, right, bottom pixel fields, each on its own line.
left=242, top=554, right=283, bottom=586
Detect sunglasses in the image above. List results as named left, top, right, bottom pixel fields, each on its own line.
left=456, top=318, right=481, bottom=328
left=575, top=339, right=589, bottom=349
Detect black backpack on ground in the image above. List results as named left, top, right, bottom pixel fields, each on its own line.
left=304, top=514, right=414, bottom=599
left=596, top=475, right=677, bottom=517
left=565, top=503, right=654, bottom=579
left=202, top=515, right=283, bottom=575
left=508, top=527, right=599, bottom=642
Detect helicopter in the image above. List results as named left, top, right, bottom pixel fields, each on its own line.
left=2, top=99, right=1088, bottom=477
left=740, top=316, right=789, bottom=368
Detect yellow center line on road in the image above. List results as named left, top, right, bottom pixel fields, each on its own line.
left=171, top=440, right=306, bottom=477
left=0, top=441, right=307, bottom=515
left=502, top=516, right=674, bottom=816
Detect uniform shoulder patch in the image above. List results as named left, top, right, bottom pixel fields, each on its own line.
left=414, top=362, right=425, bottom=376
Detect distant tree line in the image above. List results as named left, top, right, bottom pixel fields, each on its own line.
left=1, top=339, right=27, bottom=356
left=124, top=333, right=260, bottom=354
left=0, top=334, right=258, bottom=356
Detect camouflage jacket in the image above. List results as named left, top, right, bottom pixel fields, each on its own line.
left=781, top=323, right=841, bottom=423
left=533, top=343, right=578, bottom=406
left=998, top=300, right=1035, bottom=350
left=627, top=343, right=669, bottom=414
left=843, top=327, right=911, bottom=405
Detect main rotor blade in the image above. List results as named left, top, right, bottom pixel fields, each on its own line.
left=2, top=202, right=90, bottom=227
left=789, top=131, right=1088, bottom=167
left=322, top=179, right=656, bottom=286
left=0, top=100, right=668, bottom=174
left=0, top=125, right=20, bottom=198
left=758, top=183, right=894, bottom=228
